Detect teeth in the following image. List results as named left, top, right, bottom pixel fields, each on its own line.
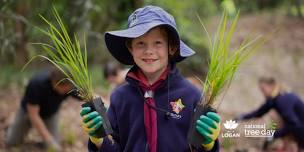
left=143, top=59, right=156, bottom=63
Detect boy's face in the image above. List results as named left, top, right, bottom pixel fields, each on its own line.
left=128, top=27, right=175, bottom=75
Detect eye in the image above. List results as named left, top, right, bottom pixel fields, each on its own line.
left=155, top=40, right=163, bottom=45
left=133, top=41, right=145, bottom=48
left=136, top=41, right=144, bottom=46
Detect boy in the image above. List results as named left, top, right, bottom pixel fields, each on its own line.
left=81, top=6, right=221, bottom=152
left=6, top=68, right=79, bottom=151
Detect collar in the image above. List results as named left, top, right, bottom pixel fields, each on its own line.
left=125, top=63, right=181, bottom=90
left=127, top=65, right=170, bottom=87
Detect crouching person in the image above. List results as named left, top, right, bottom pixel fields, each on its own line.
left=6, top=68, right=80, bottom=151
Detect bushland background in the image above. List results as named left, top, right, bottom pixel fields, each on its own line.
left=0, top=0, right=303, bottom=151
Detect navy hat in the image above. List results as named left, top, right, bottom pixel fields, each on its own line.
left=104, top=5, right=195, bottom=65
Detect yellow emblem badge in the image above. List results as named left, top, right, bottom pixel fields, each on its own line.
left=170, top=98, right=185, bottom=114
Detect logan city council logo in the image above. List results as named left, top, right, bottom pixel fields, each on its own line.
left=222, top=120, right=241, bottom=138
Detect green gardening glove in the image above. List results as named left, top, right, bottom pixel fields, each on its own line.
left=80, top=107, right=103, bottom=146
left=196, top=112, right=221, bottom=151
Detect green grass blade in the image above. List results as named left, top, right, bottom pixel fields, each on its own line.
left=24, top=7, right=94, bottom=101
left=201, top=10, right=265, bottom=107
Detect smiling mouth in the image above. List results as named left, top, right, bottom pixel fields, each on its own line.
left=142, top=59, right=158, bottom=63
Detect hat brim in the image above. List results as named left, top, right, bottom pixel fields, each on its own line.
left=105, top=21, right=195, bottom=65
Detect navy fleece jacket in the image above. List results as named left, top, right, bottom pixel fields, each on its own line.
left=88, top=65, right=220, bottom=152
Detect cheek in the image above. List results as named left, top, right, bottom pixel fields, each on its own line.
left=153, top=44, right=167, bottom=56
left=131, top=52, right=142, bottom=64
left=130, top=48, right=142, bottom=58
left=158, top=49, right=169, bottom=60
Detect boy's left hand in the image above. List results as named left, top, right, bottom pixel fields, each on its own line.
left=196, top=112, right=221, bottom=151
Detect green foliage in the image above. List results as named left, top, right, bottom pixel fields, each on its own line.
left=199, top=11, right=265, bottom=106
left=234, top=0, right=290, bottom=12
left=222, top=138, right=234, bottom=150
left=24, top=8, right=94, bottom=101
left=90, top=65, right=109, bottom=90
left=0, top=65, right=34, bottom=89
left=1, top=0, right=298, bottom=78
left=64, top=131, right=76, bottom=145
left=267, top=120, right=278, bottom=130
left=0, top=12, right=17, bottom=62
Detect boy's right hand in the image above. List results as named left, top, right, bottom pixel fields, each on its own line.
left=80, top=107, right=103, bottom=146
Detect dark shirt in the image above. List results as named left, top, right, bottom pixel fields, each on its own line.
left=21, top=70, right=70, bottom=119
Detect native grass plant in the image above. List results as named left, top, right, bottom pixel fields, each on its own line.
left=23, top=8, right=93, bottom=101
left=187, top=10, right=266, bottom=148
left=197, top=11, right=265, bottom=108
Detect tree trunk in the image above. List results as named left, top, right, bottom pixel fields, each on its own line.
left=14, top=1, right=29, bottom=67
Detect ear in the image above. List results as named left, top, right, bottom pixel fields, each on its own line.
left=168, top=45, right=177, bottom=55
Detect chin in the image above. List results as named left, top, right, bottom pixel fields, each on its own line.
left=140, top=65, right=161, bottom=73
left=141, top=68, right=158, bottom=74
left=136, top=60, right=167, bottom=74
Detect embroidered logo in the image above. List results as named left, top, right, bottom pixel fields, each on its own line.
left=170, top=99, right=185, bottom=114
left=129, top=12, right=138, bottom=27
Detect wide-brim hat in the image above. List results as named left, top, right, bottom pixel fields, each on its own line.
left=104, top=5, right=195, bottom=65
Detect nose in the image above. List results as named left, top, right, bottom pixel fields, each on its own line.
left=143, top=44, right=154, bottom=55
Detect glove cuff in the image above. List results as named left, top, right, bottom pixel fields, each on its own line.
left=202, top=141, right=215, bottom=151
left=89, top=136, right=103, bottom=146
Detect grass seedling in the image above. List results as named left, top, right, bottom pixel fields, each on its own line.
left=23, top=7, right=113, bottom=137
left=197, top=10, right=265, bottom=107
left=23, top=8, right=93, bottom=101
left=188, top=10, right=266, bottom=147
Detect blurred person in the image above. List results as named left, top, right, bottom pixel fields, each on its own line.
left=236, top=76, right=304, bottom=151
left=102, top=61, right=127, bottom=105
left=5, top=68, right=81, bottom=151
left=103, top=61, right=127, bottom=90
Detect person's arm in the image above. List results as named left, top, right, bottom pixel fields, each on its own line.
left=240, top=99, right=273, bottom=120
left=27, top=103, right=60, bottom=149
